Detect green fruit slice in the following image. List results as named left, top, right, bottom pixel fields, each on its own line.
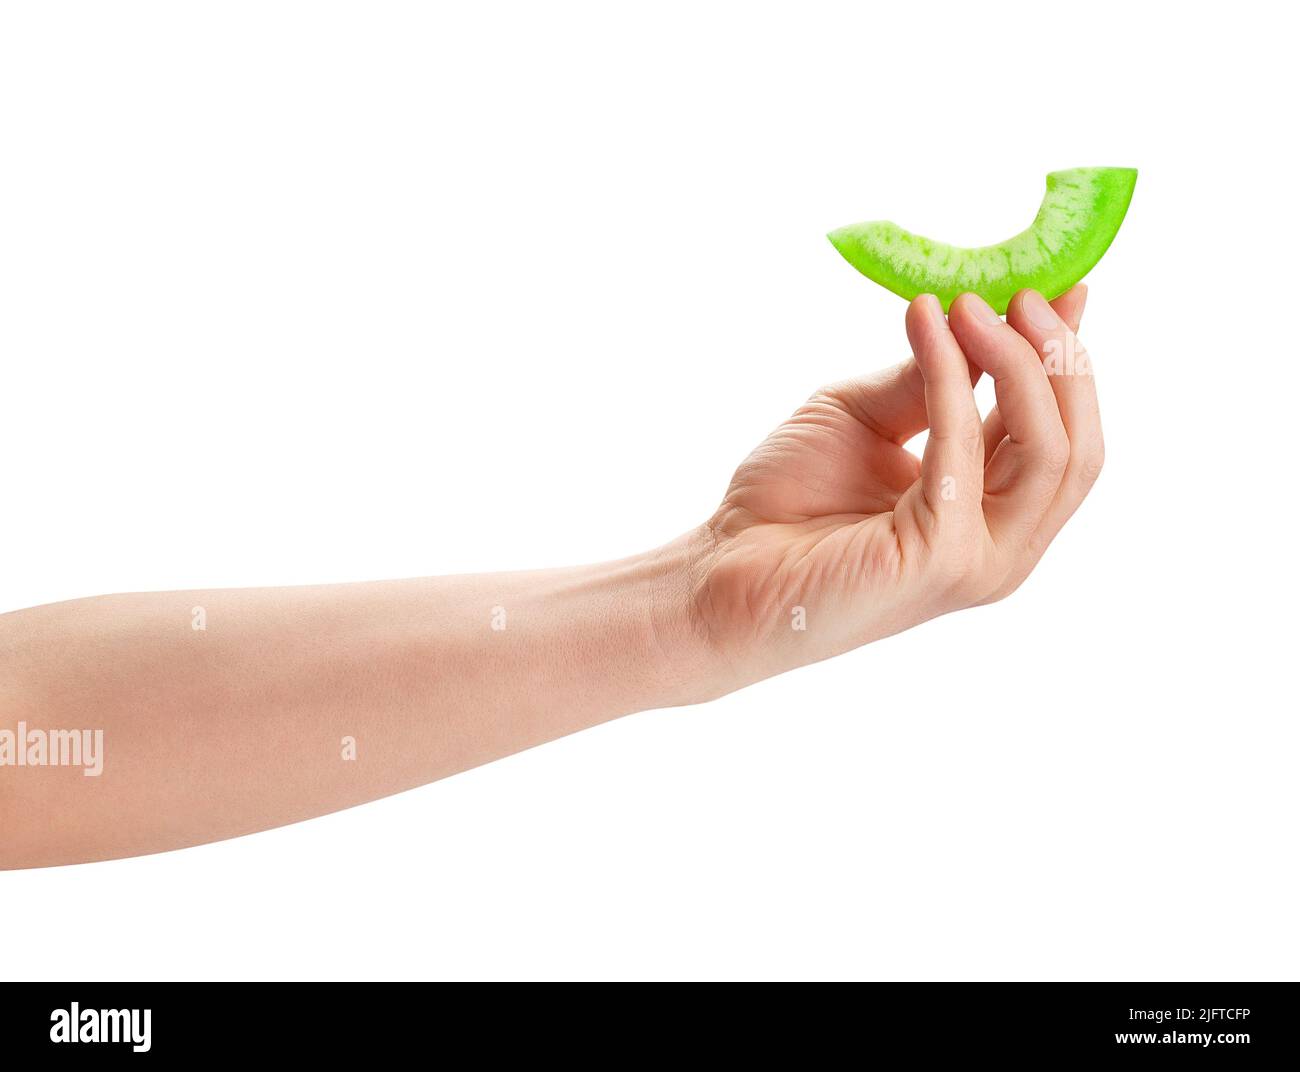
left=827, top=166, right=1137, bottom=314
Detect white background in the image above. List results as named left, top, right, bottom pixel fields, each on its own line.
left=2, top=1, right=1297, bottom=981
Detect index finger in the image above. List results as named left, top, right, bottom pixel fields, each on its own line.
left=948, top=292, right=1070, bottom=546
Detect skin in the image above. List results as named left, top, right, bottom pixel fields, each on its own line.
left=0, top=286, right=1102, bottom=869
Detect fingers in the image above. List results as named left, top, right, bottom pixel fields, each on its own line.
left=980, top=284, right=1086, bottom=461
left=1050, top=283, right=1088, bottom=334
left=982, top=405, right=1008, bottom=463
left=1002, top=288, right=1104, bottom=556
left=825, top=352, right=979, bottom=445
left=903, top=294, right=984, bottom=526
left=948, top=293, right=1069, bottom=545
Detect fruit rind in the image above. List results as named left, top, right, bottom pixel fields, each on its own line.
left=828, top=167, right=1137, bottom=314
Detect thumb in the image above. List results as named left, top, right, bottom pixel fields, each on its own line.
left=825, top=351, right=979, bottom=445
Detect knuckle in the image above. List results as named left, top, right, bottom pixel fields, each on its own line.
left=957, top=419, right=985, bottom=457
left=809, top=378, right=863, bottom=411
left=923, top=534, right=969, bottom=591
left=1025, top=527, right=1053, bottom=561
left=977, top=559, right=1027, bottom=605
left=1076, top=438, right=1106, bottom=487
left=1041, top=431, right=1070, bottom=475
left=934, top=418, right=984, bottom=461
left=939, top=549, right=974, bottom=592
left=933, top=539, right=996, bottom=604
left=798, top=386, right=855, bottom=424
left=970, top=555, right=1011, bottom=603
left=960, top=570, right=997, bottom=605
left=984, top=577, right=1020, bottom=605
left=798, top=390, right=837, bottom=417
left=808, top=383, right=839, bottom=406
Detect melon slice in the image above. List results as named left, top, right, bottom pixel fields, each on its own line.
left=828, top=167, right=1137, bottom=314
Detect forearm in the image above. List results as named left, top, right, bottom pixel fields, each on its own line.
left=0, top=535, right=716, bottom=869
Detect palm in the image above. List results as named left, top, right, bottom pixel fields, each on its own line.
left=698, top=385, right=929, bottom=666
left=725, top=390, right=919, bottom=523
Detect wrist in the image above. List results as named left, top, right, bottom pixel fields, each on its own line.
left=630, top=528, right=737, bottom=708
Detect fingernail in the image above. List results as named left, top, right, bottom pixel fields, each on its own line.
left=919, top=293, right=945, bottom=326
left=966, top=293, right=1002, bottom=326
left=1023, top=290, right=1059, bottom=331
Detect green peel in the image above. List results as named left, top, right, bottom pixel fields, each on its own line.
left=828, top=166, right=1137, bottom=314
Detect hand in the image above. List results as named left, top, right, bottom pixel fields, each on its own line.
left=0, top=283, right=1102, bottom=868
left=687, top=286, right=1103, bottom=689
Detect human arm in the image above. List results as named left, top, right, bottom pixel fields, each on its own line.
left=0, top=287, right=1101, bottom=869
